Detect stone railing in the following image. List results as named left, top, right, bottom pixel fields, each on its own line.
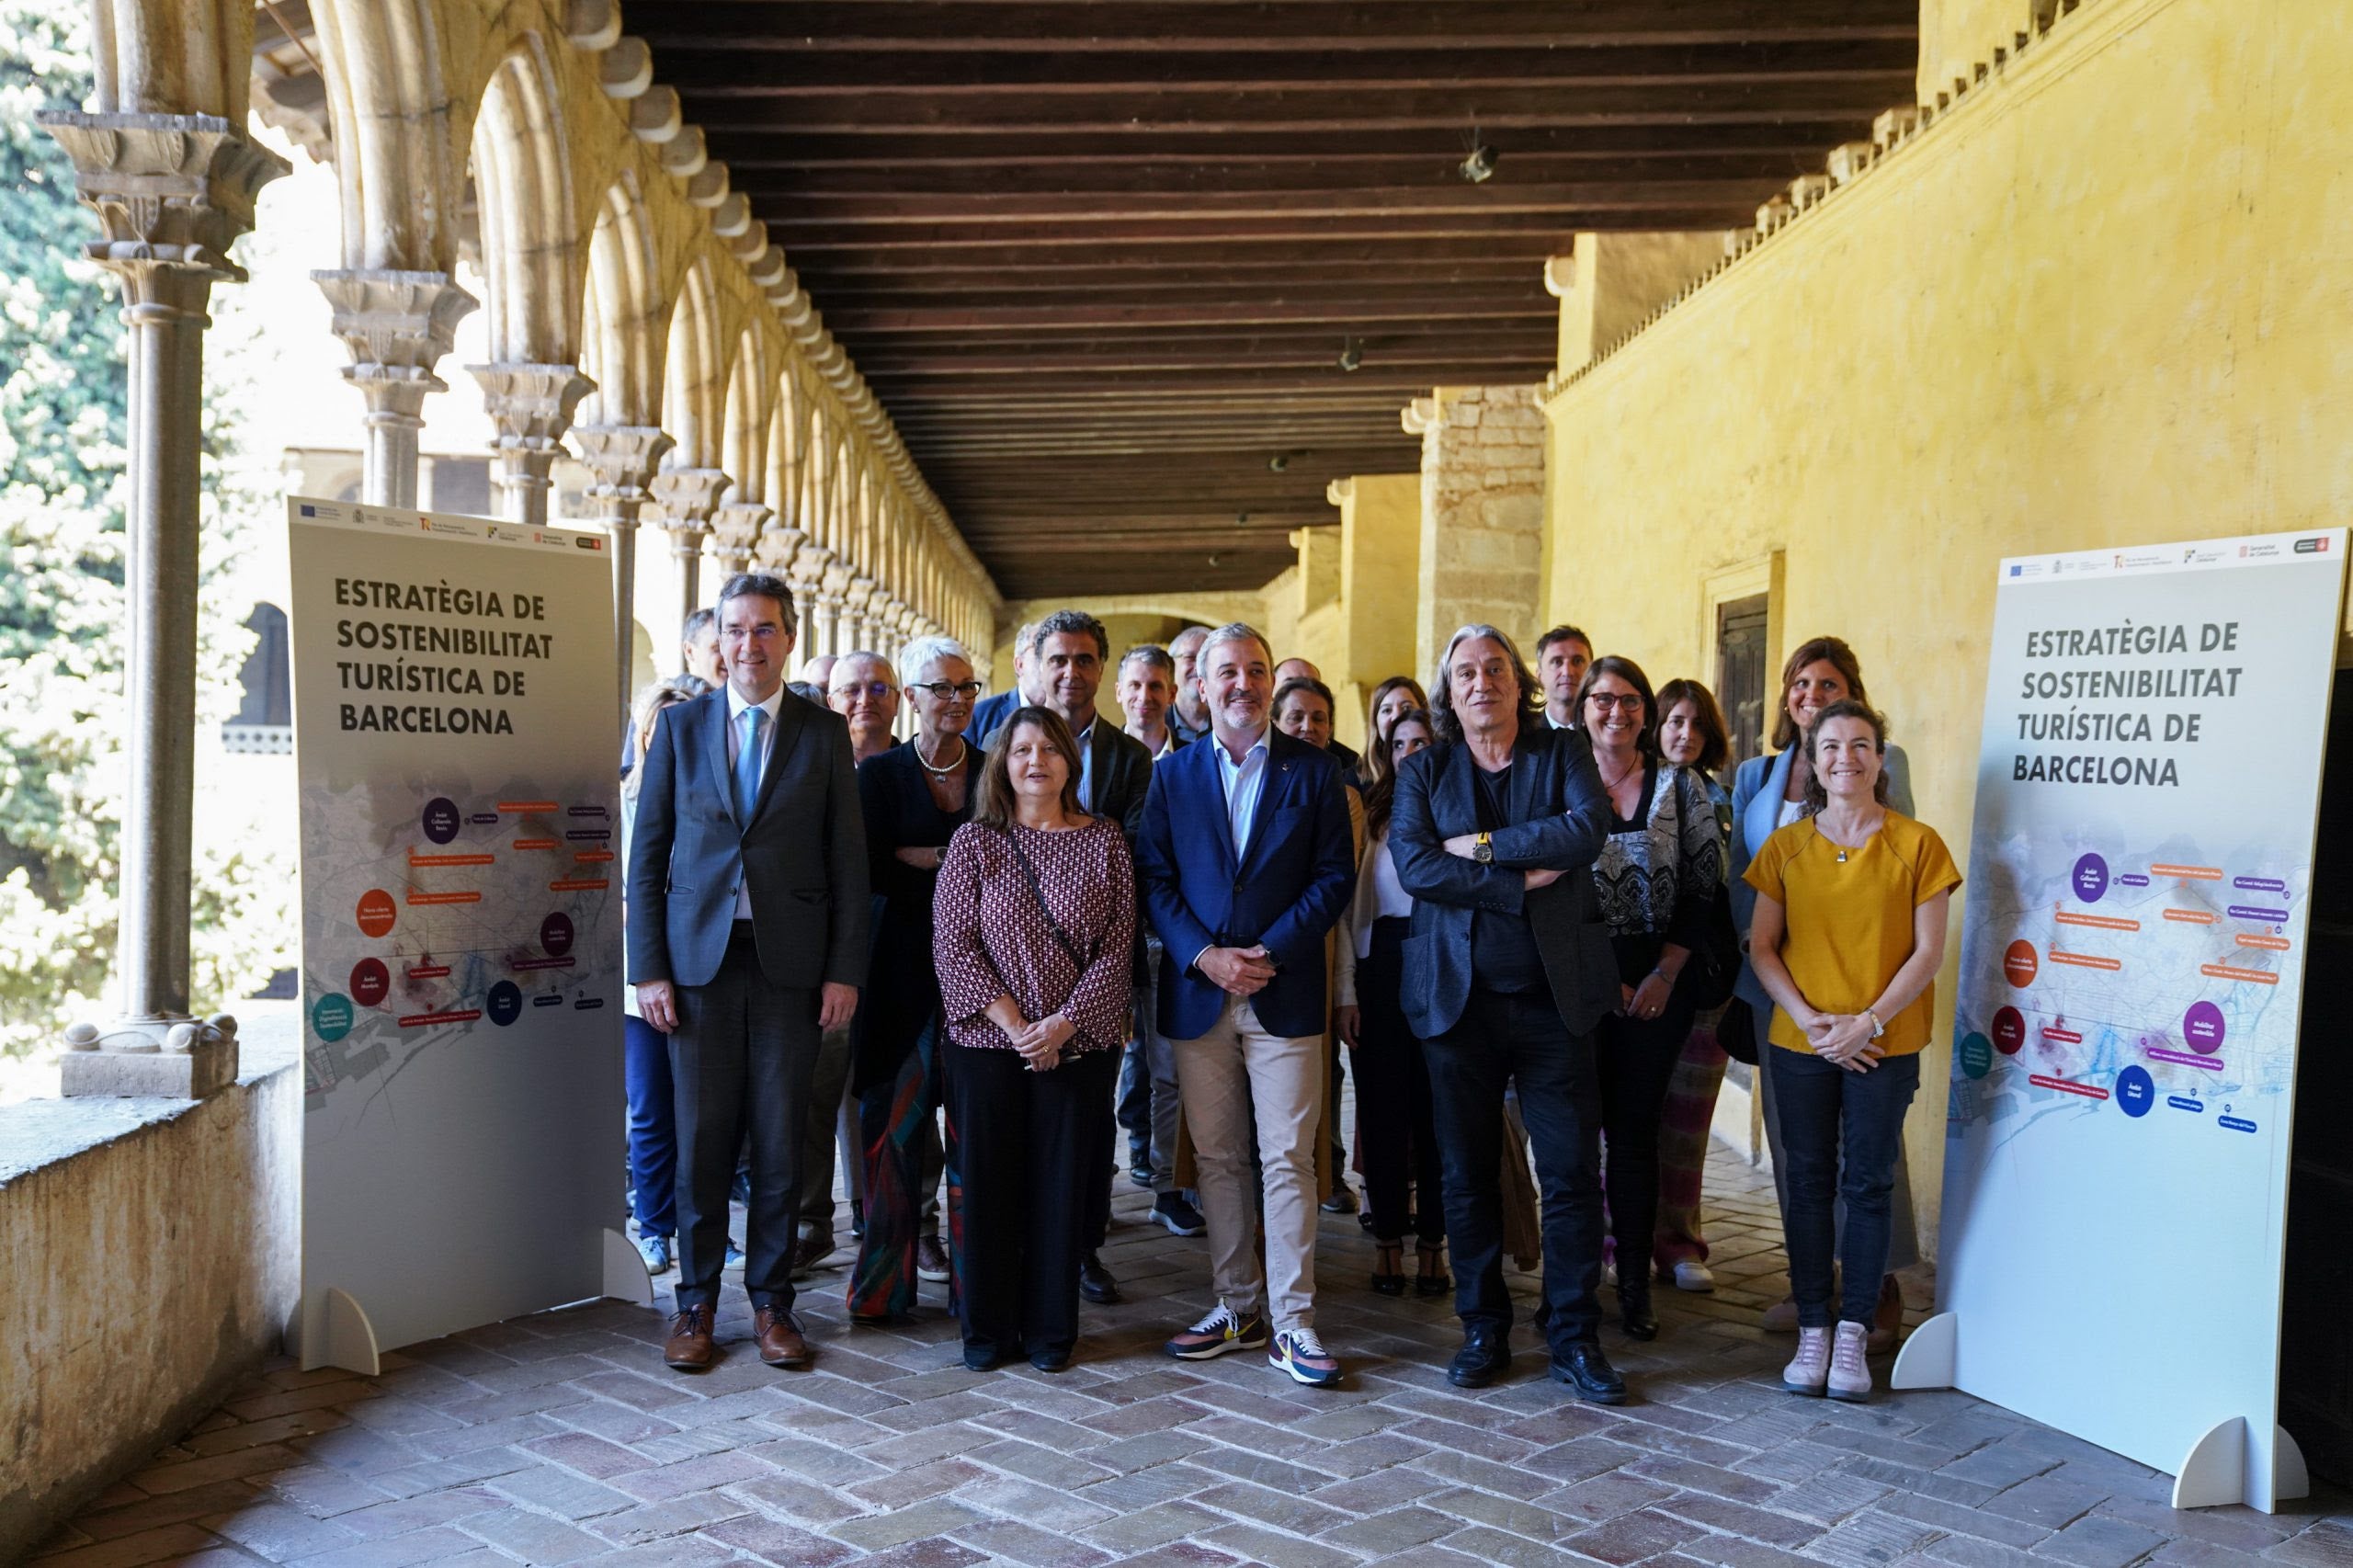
left=0, top=1005, right=301, bottom=1560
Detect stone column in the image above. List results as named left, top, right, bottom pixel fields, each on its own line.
left=573, top=425, right=675, bottom=726
left=818, top=559, right=855, bottom=656
left=710, top=503, right=772, bottom=583
left=470, top=362, right=594, bottom=526
left=648, top=467, right=732, bottom=628
left=1403, top=385, right=1548, bottom=676
left=313, top=269, right=477, bottom=506
left=788, top=541, right=833, bottom=654
left=37, top=110, right=286, bottom=1089
left=844, top=576, right=878, bottom=654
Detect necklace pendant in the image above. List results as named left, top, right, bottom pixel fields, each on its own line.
left=1836, top=849, right=1849, bottom=863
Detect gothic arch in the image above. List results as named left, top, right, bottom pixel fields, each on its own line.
left=582, top=172, right=665, bottom=426
left=468, top=39, right=581, bottom=364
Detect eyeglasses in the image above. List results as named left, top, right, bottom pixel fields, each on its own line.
left=830, top=681, right=895, bottom=700
left=1586, top=692, right=1645, bottom=711
left=907, top=680, right=983, bottom=700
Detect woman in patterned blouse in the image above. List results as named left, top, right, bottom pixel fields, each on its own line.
left=932, top=706, right=1137, bottom=1372
left=1573, top=656, right=1724, bottom=1343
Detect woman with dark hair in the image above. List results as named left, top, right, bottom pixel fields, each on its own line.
left=1364, top=676, right=1428, bottom=760
left=932, top=706, right=1135, bottom=1371
left=1646, top=677, right=1734, bottom=1293
left=1729, top=637, right=1917, bottom=1346
left=1745, top=699, right=1957, bottom=1402
left=847, top=636, right=983, bottom=1324
left=620, top=674, right=712, bottom=1276
left=1333, top=707, right=1447, bottom=1295
left=1571, top=656, right=1722, bottom=1340
left=1273, top=676, right=1338, bottom=753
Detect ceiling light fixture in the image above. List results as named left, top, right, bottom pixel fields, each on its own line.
left=1459, top=142, right=1498, bottom=183
left=1268, top=453, right=1290, bottom=472
left=1337, top=338, right=1363, bottom=372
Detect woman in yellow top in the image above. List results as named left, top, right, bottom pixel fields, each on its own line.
left=1743, top=699, right=1960, bottom=1403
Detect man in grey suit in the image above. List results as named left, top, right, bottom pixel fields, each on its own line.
left=1389, top=622, right=1624, bottom=1403
left=629, top=572, right=869, bottom=1372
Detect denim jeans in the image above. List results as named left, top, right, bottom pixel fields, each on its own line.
left=1766, top=1045, right=1921, bottom=1327
left=623, top=1015, right=676, bottom=1237
left=1423, top=988, right=1606, bottom=1349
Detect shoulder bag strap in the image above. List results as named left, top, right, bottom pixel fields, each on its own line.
left=1001, top=826, right=1088, bottom=968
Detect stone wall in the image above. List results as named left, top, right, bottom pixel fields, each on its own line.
left=0, top=1009, right=302, bottom=1560
left=1412, top=386, right=1547, bottom=676
left=1538, top=0, right=2353, bottom=1248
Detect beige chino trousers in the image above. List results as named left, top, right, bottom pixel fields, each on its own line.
left=1171, top=993, right=1324, bottom=1332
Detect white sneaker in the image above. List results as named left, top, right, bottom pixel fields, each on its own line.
left=1671, top=1259, right=1715, bottom=1293
left=1827, top=1321, right=1873, bottom=1403
left=1782, top=1325, right=1830, bottom=1395
left=1600, top=1259, right=1618, bottom=1289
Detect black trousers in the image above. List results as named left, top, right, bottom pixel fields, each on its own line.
left=944, top=1039, right=1118, bottom=1361
left=670, top=926, right=818, bottom=1312
left=1595, top=982, right=1699, bottom=1285
left=1351, top=919, right=1445, bottom=1247
left=1423, top=987, right=1606, bottom=1348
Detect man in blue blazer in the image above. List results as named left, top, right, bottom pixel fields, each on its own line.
left=1389, top=623, right=1626, bottom=1403
left=1134, top=623, right=1356, bottom=1387
left=629, top=572, right=869, bottom=1374
left=966, top=619, right=1039, bottom=749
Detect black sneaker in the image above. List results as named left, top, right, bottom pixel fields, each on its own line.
left=1152, top=1191, right=1207, bottom=1236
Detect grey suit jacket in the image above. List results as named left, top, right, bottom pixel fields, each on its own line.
left=1083, top=717, right=1154, bottom=839
left=625, top=687, right=870, bottom=992
left=1389, top=723, right=1620, bottom=1039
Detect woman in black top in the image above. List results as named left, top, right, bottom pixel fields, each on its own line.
left=1574, top=656, right=1722, bottom=1342
left=847, top=635, right=986, bottom=1322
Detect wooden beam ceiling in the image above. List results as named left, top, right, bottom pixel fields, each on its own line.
left=635, top=1, right=1916, bottom=602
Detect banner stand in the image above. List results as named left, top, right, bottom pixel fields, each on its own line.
left=300, top=1286, right=381, bottom=1377
left=602, top=1226, right=656, bottom=1308
left=1888, top=1311, right=1956, bottom=1390
left=1889, top=1315, right=2309, bottom=1512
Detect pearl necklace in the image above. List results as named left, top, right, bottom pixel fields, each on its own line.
left=917, top=736, right=966, bottom=778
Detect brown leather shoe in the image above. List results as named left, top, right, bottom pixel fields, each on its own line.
left=754, top=1304, right=812, bottom=1368
left=663, top=1303, right=716, bottom=1371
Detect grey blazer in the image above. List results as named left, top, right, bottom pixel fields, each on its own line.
left=1389, top=723, right=1620, bottom=1040
left=625, top=687, right=870, bottom=992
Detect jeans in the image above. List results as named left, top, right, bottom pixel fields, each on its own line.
left=1755, top=1002, right=1920, bottom=1271
left=623, top=1016, right=676, bottom=1238
left=1423, top=988, right=1606, bottom=1349
left=1767, top=1046, right=1921, bottom=1327
left=1595, top=983, right=1698, bottom=1286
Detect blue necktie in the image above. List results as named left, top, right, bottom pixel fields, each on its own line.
left=734, top=706, right=765, bottom=824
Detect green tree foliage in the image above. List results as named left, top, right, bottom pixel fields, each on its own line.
left=0, top=0, right=291, bottom=1052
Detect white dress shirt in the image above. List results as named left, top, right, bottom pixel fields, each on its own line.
left=1212, top=726, right=1272, bottom=860
left=723, top=683, right=784, bottom=918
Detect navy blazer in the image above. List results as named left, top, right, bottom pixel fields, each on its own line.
left=1133, top=728, right=1357, bottom=1040
left=625, top=687, right=870, bottom=992
left=1389, top=724, right=1620, bottom=1040
left=968, top=689, right=1018, bottom=750
left=1726, top=743, right=1913, bottom=1009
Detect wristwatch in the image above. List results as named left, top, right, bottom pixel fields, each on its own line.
left=1864, top=1007, right=1886, bottom=1040
left=1472, top=831, right=1494, bottom=864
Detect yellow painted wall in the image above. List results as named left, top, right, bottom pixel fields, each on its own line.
left=1540, top=0, right=2353, bottom=1248
left=1334, top=473, right=1424, bottom=745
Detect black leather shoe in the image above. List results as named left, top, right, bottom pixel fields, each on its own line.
left=1029, top=1347, right=1071, bottom=1373
left=1618, top=1275, right=1659, bottom=1342
left=1552, top=1340, right=1629, bottom=1404
left=1448, top=1324, right=1511, bottom=1389
left=1079, top=1252, right=1120, bottom=1304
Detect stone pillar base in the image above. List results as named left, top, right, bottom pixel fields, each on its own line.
left=61, top=1014, right=240, bottom=1098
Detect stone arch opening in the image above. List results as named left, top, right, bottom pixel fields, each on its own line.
left=582, top=173, right=664, bottom=426
left=661, top=260, right=725, bottom=471
left=466, top=39, right=579, bottom=364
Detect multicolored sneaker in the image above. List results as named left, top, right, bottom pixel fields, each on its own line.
left=1268, top=1327, right=1343, bottom=1388
left=1163, top=1301, right=1268, bottom=1360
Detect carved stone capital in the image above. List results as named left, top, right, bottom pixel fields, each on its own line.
left=791, top=543, right=836, bottom=591
left=821, top=559, right=856, bottom=598
left=843, top=575, right=878, bottom=619
left=572, top=424, right=676, bottom=512
left=36, top=111, right=288, bottom=301
left=756, top=522, right=811, bottom=574
left=648, top=467, right=733, bottom=532
left=314, top=269, right=477, bottom=415
left=710, top=503, right=772, bottom=570
left=471, top=363, right=594, bottom=449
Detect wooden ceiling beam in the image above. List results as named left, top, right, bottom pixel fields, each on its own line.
left=750, top=180, right=1784, bottom=225
left=658, top=40, right=1914, bottom=95
left=767, top=210, right=1734, bottom=248
left=713, top=153, right=1820, bottom=199
left=826, top=298, right=1549, bottom=333
left=698, top=77, right=1913, bottom=135
left=641, top=2, right=1919, bottom=51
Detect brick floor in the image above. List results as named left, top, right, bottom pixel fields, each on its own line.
left=38, top=1147, right=2348, bottom=1565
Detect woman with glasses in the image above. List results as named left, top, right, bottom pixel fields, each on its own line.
left=829, top=651, right=904, bottom=765
left=847, top=637, right=986, bottom=1322
left=934, top=706, right=1134, bottom=1370
left=1574, top=656, right=1722, bottom=1341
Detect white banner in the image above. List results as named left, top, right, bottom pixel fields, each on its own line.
left=1939, top=528, right=2346, bottom=1508
left=289, top=496, right=625, bottom=1361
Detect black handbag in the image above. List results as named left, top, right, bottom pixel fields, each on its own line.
left=1684, top=880, right=1744, bottom=1011
left=1716, top=995, right=1759, bottom=1065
